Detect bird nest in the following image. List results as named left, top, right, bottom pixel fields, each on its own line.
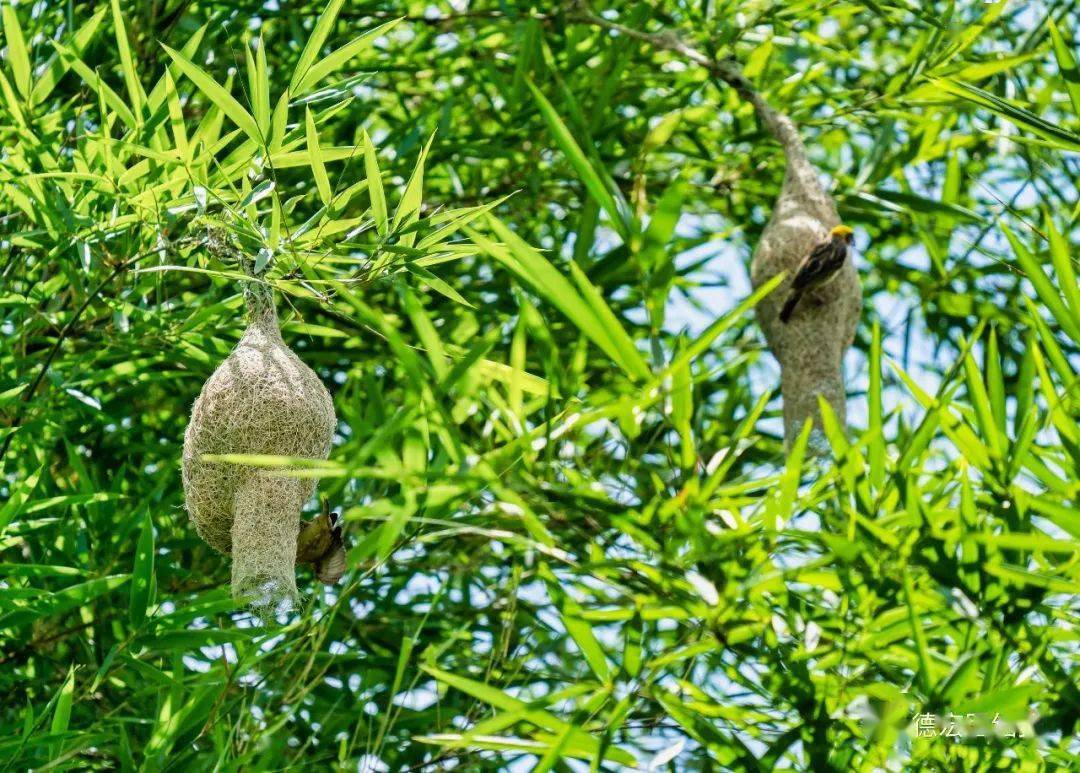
left=182, top=284, right=336, bottom=613
left=748, top=110, right=861, bottom=449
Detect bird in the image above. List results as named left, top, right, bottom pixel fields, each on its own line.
left=779, top=224, right=854, bottom=323
left=296, top=499, right=347, bottom=584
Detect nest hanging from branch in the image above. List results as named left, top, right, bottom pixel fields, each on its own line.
left=182, top=279, right=336, bottom=614
left=720, top=63, right=862, bottom=448
left=564, top=15, right=862, bottom=448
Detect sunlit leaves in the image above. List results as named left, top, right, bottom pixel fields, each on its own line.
left=304, top=106, right=332, bottom=205
left=49, top=666, right=76, bottom=759
left=0, top=4, right=31, bottom=98
left=29, top=6, right=107, bottom=107
left=932, top=78, right=1080, bottom=151
left=363, top=129, right=388, bottom=236
left=2, top=1, right=1079, bottom=771
left=294, top=18, right=402, bottom=96
left=527, top=79, right=632, bottom=241
left=418, top=666, right=636, bottom=766
left=163, top=44, right=263, bottom=145
left=288, top=0, right=344, bottom=94
left=1002, top=223, right=1080, bottom=343
left=110, top=0, right=144, bottom=119
left=1048, top=18, right=1080, bottom=118
left=391, top=133, right=433, bottom=240
left=129, top=510, right=155, bottom=626
left=472, top=216, right=651, bottom=380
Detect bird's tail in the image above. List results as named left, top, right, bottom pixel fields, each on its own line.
left=316, top=544, right=346, bottom=585
left=779, top=292, right=801, bottom=323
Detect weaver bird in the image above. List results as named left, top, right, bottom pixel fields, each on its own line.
left=296, top=499, right=347, bottom=584
left=779, top=225, right=854, bottom=323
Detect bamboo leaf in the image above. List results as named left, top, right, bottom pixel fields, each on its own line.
left=30, top=6, right=107, bottom=106
left=49, top=666, right=76, bottom=758
left=269, top=89, right=290, bottom=153
left=1002, top=223, right=1080, bottom=343
left=472, top=217, right=650, bottom=380
left=405, top=262, right=474, bottom=308
left=252, top=36, right=270, bottom=134
left=52, top=42, right=137, bottom=128
left=392, top=133, right=434, bottom=240
left=660, top=272, right=785, bottom=381
left=962, top=341, right=1001, bottom=459
left=110, top=0, right=144, bottom=118
left=985, top=327, right=1006, bottom=438
left=362, top=129, right=388, bottom=237
left=1, top=3, right=32, bottom=98
left=129, top=510, right=155, bottom=626
left=0, top=464, right=43, bottom=537
left=932, top=78, right=1080, bottom=152
left=1043, top=212, right=1080, bottom=337
left=294, top=18, right=401, bottom=95
left=420, top=666, right=635, bottom=765
left=526, top=79, right=630, bottom=240
left=305, top=106, right=332, bottom=204
left=903, top=568, right=934, bottom=694
left=163, top=44, right=263, bottom=146
left=1048, top=18, right=1080, bottom=118
left=868, top=321, right=885, bottom=489
left=289, top=0, right=345, bottom=94
left=557, top=597, right=611, bottom=683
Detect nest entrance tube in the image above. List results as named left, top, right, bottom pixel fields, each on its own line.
left=231, top=471, right=304, bottom=612
left=182, top=280, right=336, bottom=616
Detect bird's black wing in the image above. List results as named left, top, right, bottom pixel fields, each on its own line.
left=791, top=239, right=847, bottom=291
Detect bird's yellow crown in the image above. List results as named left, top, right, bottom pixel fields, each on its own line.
left=831, top=225, right=854, bottom=238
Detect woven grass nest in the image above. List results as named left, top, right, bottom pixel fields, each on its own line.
left=182, top=282, right=336, bottom=613
left=747, top=105, right=861, bottom=449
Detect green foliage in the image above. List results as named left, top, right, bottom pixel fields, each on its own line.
left=1, top=0, right=1078, bottom=769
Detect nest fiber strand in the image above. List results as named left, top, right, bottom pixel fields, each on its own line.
left=182, top=286, right=336, bottom=611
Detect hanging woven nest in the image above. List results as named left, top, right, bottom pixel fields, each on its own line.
left=736, top=72, right=862, bottom=448
left=182, top=279, right=336, bottom=613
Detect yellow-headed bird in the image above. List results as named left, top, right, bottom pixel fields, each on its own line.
left=779, top=225, right=854, bottom=323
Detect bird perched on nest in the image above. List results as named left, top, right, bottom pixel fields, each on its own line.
left=296, top=500, right=347, bottom=584
left=779, top=225, right=855, bottom=323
